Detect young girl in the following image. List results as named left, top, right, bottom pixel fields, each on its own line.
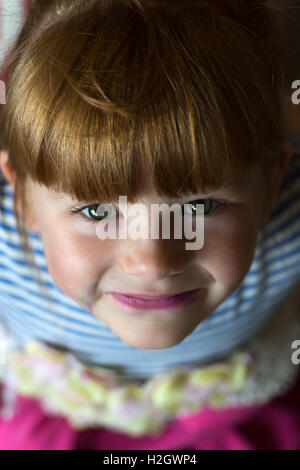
left=0, top=0, right=299, bottom=450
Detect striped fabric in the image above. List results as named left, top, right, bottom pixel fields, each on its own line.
left=0, top=1, right=299, bottom=380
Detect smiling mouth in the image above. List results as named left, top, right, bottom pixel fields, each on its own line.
left=107, top=288, right=201, bottom=300
left=109, top=288, right=203, bottom=311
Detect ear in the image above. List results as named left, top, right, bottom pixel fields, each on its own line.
left=258, top=143, right=293, bottom=224
left=0, top=150, right=40, bottom=233
left=0, top=149, right=15, bottom=187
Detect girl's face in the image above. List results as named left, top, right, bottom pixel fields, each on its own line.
left=22, top=168, right=279, bottom=351
left=0, top=149, right=287, bottom=350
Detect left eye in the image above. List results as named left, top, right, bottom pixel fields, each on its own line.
left=184, top=199, right=226, bottom=216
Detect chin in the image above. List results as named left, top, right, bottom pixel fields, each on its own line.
left=91, top=301, right=193, bottom=349
left=117, top=333, right=185, bottom=350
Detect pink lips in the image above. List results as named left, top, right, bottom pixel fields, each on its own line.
left=108, top=289, right=202, bottom=310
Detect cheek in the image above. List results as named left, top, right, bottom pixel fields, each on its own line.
left=200, top=212, right=258, bottom=288
left=41, top=225, right=111, bottom=299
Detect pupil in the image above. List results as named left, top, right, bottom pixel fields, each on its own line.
left=192, top=200, right=211, bottom=214
left=89, top=205, right=108, bottom=220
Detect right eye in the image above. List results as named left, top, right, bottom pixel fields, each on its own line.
left=71, top=204, right=116, bottom=224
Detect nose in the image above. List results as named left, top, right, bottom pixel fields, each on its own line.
left=118, top=238, right=189, bottom=280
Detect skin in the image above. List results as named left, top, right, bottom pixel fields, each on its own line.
left=0, top=147, right=292, bottom=350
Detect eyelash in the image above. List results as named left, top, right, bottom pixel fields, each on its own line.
left=70, top=199, right=232, bottom=224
